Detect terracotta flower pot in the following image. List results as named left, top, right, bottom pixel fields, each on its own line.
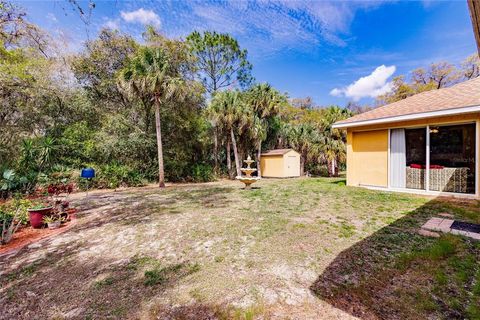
left=28, top=207, right=53, bottom=229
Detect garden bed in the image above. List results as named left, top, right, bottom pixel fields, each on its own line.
left=0, top=215, right=76, bottom=257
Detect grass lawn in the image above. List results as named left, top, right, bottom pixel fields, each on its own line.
left=1, top=178, right=480, bottom=319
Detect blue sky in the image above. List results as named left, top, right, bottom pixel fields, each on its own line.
left=19, top=0, right=477, bottom=106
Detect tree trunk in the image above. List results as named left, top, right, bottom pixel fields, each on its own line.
left=334, top=157, right=338, bottom=177
left=154, top=99, right=165, bottom=188
left=329, top=157, right=337, bottom=177
left=231, top=127, right=241, bottom=177
left=226, top=140, right=232, bottom=179
left=213, top=126, right=219, bottom=174
left=300, top=155, right=305, bottom=176
left=142, top=97, right=152, bottom=133
left=256, top=141, right=262, bottom=178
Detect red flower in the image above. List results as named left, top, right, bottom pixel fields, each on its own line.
left=47, top=185, right=56, bottom=194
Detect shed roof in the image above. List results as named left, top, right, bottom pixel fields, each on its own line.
left=261, top=149, right=297, bottom=156
left=333, top=77, right=480, bottom=128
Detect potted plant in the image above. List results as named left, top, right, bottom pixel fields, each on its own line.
left=42, top=214, right=63, bottom=229
left=27, top=203, right=53, bottom=228
left=46, top=181, right=74, bottom=213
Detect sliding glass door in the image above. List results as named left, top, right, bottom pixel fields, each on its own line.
left=405, top=128, right=427, bottom=190
left=429, top=124, right=475, bottom=194
left=390, top=123, right=476, bottom=194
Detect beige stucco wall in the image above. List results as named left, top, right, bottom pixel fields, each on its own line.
left=347, top=129, right=388, bottom=187
left=261, top=150, right=301, bottom=177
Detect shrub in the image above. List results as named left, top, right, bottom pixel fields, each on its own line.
left=190, top=164, right=214, bottom=182
left=57, top=121, right=97, bottom=168
left=306, top=164, right=329, bottom=177
left=0, top=168, right=32, bottom=199
left=77, top=163, right=146, bottom=189
left=0, top=198, right=32, bottom=244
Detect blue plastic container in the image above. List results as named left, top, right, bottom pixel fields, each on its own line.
left=81, top=168, right=95, bottom=179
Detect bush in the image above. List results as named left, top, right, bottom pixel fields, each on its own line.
left=77, top=163, right=146, bottom=189
left=37, top=164, right=74, bottom=187
left=0, top=168, right=32, bottom=199
left=306, top=164, right=329, bottom=177
left=190, top=164, right=214, bottom=182
left=0, top=198, right=33, bottom=244
left=57, top=121, right=96, bottom=168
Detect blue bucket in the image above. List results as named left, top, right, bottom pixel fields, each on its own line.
left=81, top=168, right=95, bottom=179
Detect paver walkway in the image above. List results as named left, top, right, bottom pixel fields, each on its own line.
left=422, top=217, right=480, bottom=240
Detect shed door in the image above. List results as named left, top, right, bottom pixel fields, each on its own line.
left=285, top=155, right=299, bottom=177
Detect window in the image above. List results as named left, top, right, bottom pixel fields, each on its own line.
left=405, top=128, right=426, bottom=190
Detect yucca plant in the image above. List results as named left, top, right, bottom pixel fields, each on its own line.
left=1, top=203, right=25, bottom=245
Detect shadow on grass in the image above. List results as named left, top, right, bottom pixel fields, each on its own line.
left=329, top=179, right=347, bottom=186
left=310, top=197, right=480, bottom=320
left=0, top=184, right=243, bottom=319
left=71, top=185, right=235, bottom=232
left=0, top=235, right=228, bottom=319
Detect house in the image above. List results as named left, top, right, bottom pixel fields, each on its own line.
left=260, top=149, right=301, bottom=178
left=333, top=77, right=480, bottom=197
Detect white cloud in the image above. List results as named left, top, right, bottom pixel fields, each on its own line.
left=149, top=0, right=388, bottom=56
left=330, top=65, right=396, bottom=101
left=120, top=8, right=161, bottom=27
left=103, top=19, right=120, bottom=30
left=330, top=88, right=343, bottom=97
left=105, top=1, right=389, bottom=57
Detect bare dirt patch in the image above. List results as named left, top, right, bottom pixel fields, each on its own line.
left=2, top=178, right=464, bottom=319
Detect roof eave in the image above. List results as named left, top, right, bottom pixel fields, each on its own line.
left=332, top=104, right=480, bottom=129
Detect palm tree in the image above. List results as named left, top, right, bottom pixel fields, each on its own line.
left=246, top=83, right=286, bottom=177
left=207, top=90, right=247, bottom=177
left=251, top=116, right=267, bottom=177
left=282, top=123, right=320, bottom=176
left=118, top=46, right=187, bottom=187
left=205, top=96, right=229, bottom=176
left=319, top=106, right=352, bottom=176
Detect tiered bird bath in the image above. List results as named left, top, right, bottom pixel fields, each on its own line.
left=236, top=155, right=260, bottom=189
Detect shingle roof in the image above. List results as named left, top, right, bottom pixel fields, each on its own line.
left=261, top=149, right=295, bottom=156
left=335, top=77, right=480, bottom=127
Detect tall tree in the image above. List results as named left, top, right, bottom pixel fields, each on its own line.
left=119, top=46, right=189, bottom=187
left=290, top=96, right=314, bottom=109
left=207, top=90, right=248, bottom=177
left=461, top=53, right=480, bottom=80
left=281, top=123, right=320, bottom=176
left=0, top=1, right=49, bottom=54
left=187, top=31, right=254, bottom=173
left=319, top=106, right=352, bottom=177
left=411, top=61, right=460, bottom=89
left=71, top=29, right=137, bottom=114
left=246, top=83, right=286, bottom=177
left=186, top=30, right=253, bottom=93
left=0, top=2, right=75, bottom=164
left=376, top=59, right=466, bottom=106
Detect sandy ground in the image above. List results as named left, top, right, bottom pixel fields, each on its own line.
left=0, top=178, right=433, bottom=319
